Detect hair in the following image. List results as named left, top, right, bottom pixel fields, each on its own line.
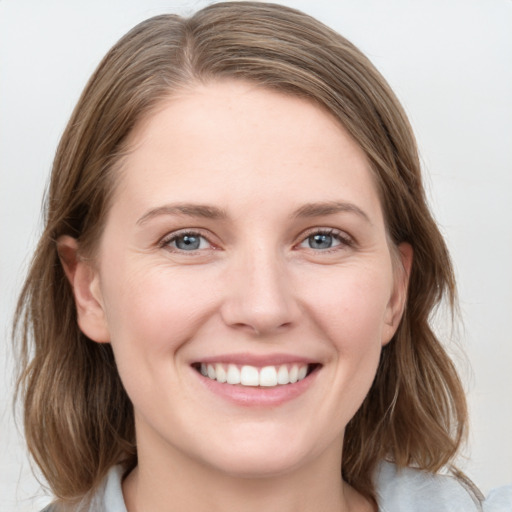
left=14, top=1, right=468, bottom=506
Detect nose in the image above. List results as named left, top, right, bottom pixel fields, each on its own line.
left=220, top=247, right=300, bottom=336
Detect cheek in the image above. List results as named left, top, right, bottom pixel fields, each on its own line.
left=100, top=261, right=221, bottom=359
left=99, top=263, right=221, bottom=411
left=300, top=263, right=393, bottom=348
left=290, top=264, right=393, bottom=429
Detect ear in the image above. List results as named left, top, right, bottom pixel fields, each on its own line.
left=382, top=242, right=413, bottom=346
left=57, top=235, right=110, bottom=343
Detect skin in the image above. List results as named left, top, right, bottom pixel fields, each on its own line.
left=59, top=80, right=412, bottom=512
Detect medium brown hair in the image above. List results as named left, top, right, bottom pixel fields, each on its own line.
left=14, top=1, right=467, bottom=505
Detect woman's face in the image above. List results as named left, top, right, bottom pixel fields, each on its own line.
left=74, top=81, right=410, bottom=477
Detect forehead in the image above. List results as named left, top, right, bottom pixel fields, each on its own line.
left=113, top=80, right=383, bottom=222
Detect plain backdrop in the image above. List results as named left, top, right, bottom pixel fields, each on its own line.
left=1, top=1, right=511, bottom=510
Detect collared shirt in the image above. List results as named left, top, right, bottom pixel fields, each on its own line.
left=41, top=461, right=512, bottom=511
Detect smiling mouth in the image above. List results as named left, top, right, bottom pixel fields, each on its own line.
left=192, top=363, right=320, bottom=388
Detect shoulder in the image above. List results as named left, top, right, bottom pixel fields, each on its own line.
left=90, top=465, right=127, bottom=511
left=483, top=485, right=512, bottom=512
left=374, top=461, right=511, bottom=512
left=39, top=466, right=127, bottom=512
left=41, top=462, right=511, bottom=512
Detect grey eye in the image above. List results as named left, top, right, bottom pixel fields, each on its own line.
left=307, top=233, right=339, bottom=250
left=176, top=235, right=200, bottom=250
left=169, top=233, right=209, bottom=251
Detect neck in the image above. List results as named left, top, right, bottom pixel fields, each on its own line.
left=123, top=433, right=372, bottom=512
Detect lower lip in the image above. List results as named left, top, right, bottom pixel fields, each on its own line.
left=193, top=367, right=320, bottom=407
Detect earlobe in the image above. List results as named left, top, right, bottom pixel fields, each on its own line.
left=57, top=235, right=110, bottom=343
left=382, top=242, right=413, bottom=345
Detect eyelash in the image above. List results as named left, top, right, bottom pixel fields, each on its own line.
left=297, top=228, right=354, bottom=253
left=158, top=228, right=354, bottom=254
left=159, top=229, right=214, bottom=254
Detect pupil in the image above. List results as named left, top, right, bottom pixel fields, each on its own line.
left=177, top=235, right=200, bottom=250
left=310, top=234, right=332, bottom=249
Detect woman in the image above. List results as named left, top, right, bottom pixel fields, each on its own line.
left=13, top=2, right=510, bottom=511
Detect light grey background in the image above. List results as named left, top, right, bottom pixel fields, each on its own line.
left=1, top=1, right=511, bottom=510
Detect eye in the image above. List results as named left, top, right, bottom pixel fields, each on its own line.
left=161, top=231, right=212, bottom=252
left=298, top=229, right=352, bottom=251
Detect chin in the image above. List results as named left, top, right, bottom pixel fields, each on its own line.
left=193, top=428, right=317, bottom=479
left=206, top=450, right=306, bottom=479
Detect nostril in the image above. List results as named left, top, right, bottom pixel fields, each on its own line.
left=228, top=320, right=295, bottom=337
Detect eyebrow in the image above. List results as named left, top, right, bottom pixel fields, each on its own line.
left=293, top=201, right=372, bottom=224
left=137, top=203, right=228, bottom=225
left=136, top=200, right=371, bottom=225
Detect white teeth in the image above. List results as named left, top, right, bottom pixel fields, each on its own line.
left=297, top=365, right=308, bottom=381
left=289, top=365, right=299, bottom=383
left=215, top=363, right=227, bottom=383
left=277, top=365, right=290, bottom=385
left=226, top=364, right=241, bottom=384
left=241, top=365, right=259, bottom=386
left=198, top=363, right=311, bottom=387
left=259, top=366, right=277, bottom=387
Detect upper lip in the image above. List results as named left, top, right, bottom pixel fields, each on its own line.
left=192, top=352, right=320, bottom=367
